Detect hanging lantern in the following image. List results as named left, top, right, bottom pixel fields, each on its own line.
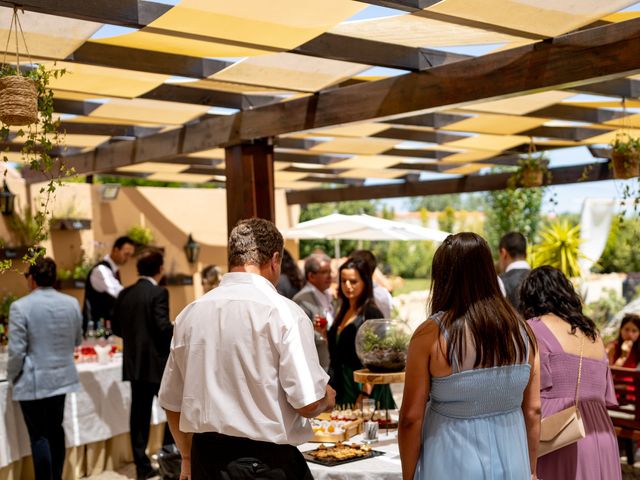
left=0, top=181, right=15, bottom=215
left=184, top=233, right=200, bottom=264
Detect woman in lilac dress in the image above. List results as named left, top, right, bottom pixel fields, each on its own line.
left=520, top=266, right=620, bottom=480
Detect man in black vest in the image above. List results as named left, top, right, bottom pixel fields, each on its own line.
left=82, top=236, right=135, bottom=334
left=112, top=249, right=174, bottom=480
left=498, top=232, right=531, bottom=313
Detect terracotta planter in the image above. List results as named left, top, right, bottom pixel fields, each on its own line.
left=520, top=167, right=544, bottom=188
left=612, top=151, right=640, bottom=180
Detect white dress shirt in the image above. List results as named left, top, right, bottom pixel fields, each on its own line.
left=506, top=260, right=531, bottom=272
left=373, top=283, right=393, bottom=319
left=89, top=255, right=123, bottom=298
left=159, top=272, right=329, bottom=446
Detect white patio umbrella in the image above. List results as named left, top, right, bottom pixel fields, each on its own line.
left=285, top=213, right=450, bottom=257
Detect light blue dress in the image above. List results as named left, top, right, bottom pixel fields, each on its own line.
left=414, top=315, right=532, bottom=479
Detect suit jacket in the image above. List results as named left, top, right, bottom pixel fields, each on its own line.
left=292, top=286, right=331, bottom=372
left=500, top=268, right=530, bottom=313
left=112, top=278, right=173, bottom=384
left=8, top=288, right=83, bottom=401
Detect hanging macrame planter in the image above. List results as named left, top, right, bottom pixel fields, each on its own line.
left=0, top=8, right=37, bottom=126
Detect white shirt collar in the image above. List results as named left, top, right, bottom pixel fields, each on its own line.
left=104, top=254, right=119, bottom=272
left=140, top=276, right=158, bottom=286
left=506, top=260, right=531, bottom=272
left=220, top=271, right=277, bottom=290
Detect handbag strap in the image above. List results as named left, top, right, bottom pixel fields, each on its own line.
left=574, top=335, right=585, bottom=408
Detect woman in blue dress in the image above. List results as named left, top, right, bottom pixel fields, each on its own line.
left=398, top=232, right=541, bottom=480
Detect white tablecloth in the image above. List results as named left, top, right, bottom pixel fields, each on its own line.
left=300, top=432, right=402, bottom=480
left=0, top=359, right=165, bottom=469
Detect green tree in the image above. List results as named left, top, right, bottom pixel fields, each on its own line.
left=439, top=206, right=456, bottom=233
left=484, top=182, right=544, bottom=253
left=298, top=200, right=378, bottom=258
left=384, top=240, right=437, bottom=279
left=594, top=217, right=640, bottom=273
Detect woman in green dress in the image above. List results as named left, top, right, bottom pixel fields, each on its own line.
left=327, top=257, right=395, bottom=408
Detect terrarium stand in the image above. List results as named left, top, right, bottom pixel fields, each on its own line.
left=353, top=369, right=405, bottom=437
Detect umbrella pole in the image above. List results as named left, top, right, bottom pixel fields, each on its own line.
left=334, top=239, right=340, bottom=259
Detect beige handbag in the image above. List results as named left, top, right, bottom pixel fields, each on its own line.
left=538, top=336, right=586, bottom=457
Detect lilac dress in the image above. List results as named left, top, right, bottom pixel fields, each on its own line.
left=528, top=318, right=621, bottom=480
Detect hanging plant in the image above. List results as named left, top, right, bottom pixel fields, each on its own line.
left=610, top=133, right=640, bottom=180
left=0, top=8, right=68, bottom=270
left=509, top=152, right=550, bottom=189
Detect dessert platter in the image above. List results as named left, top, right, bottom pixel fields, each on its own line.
left=303, top=442, right=384, bottom=467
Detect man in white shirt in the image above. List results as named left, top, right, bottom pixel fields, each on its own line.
left=498, top=232, right=531, bottom=313
left=293, top=253, right=334, bottom=371
left=159, top=218, right=335, bottom=480
left=82, top=236, right=135, bottom=333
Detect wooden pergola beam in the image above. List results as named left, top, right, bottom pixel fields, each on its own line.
left=285, top=162, right=611, bottom=204
left=23, top=18, right=640, bottom=182
left=295, top=33, right=468, bottom=71
left=70, top=42, right=232, bottom=79
left=140, top=84, right=277, bottom=110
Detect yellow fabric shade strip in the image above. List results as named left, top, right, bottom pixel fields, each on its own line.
left=40, top=61, right=169, bottom=98
left=461, top=91, right=574, bottom=115
left=210, top=53, right=369, bottom=92
left=0, top=7, right=101, bottom=60
left=274, top=171, right=310, bottom=182
left=60, top=115, right=164, bottom=128
left=339, top=168, right=409, bottom=179
left=145, top=172, right=215, bottom=183
left=424, top=0, right=638, bottom=37
left=183, top=79, right=295, bottom=96
left=442, top=134, right=528, bottom=151
left=187, top=148, right=226, bottom=159
left=275, top=180, right=324, bottom=190
left=332, top=155, right=407, bottom=170
left=311, top=123, right=391, bottom=138
left=118, top=162, right=189, bottom=174
left=603, top=114, right=640, bottom=129
left=586, top=129, right=640, bottom=145
left=310, top=138, right=398, bottom=155
left=445, top=163, right=492, bottom=175
left=87, top=99, right=210, bottom=125
left=95, top=0, right=364, bottom=58
left=330, top=14, right=525, bottom=48
left=442, top=113, right=547, bottom=135
left=439, top=151, right=501, bottom=163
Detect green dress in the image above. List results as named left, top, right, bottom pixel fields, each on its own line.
left=328, top=304, right=395, bottom=408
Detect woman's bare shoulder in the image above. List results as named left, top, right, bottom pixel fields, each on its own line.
left=411, top=317, right=441, bottom=343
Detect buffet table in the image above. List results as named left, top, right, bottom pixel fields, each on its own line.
left=0, top=359, right=166, bottom=480
left=301, top=432, right=402, bottom=480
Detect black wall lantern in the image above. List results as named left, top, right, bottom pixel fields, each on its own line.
left=0, top=181, right=15, bottom=215
left=184, top=233, right=200, bottom=264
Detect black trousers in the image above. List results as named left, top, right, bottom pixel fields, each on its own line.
left=130, top=380, right=174, bottom=474
left=191, top=432, right=313, bottom=480
left=20, top=395, right=66, bottom=480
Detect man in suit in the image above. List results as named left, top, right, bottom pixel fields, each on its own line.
left=498, top=232, right=531, bottom=313
left=8, top=257, right=82, bottom=480
left=83, top=235, right=135, bottom=333
left=293, top=253, right=333, bottom=371
left=112, top=249, right=174, bottom=480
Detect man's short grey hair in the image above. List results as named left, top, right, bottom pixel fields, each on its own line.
left=304, top=253, right=331, bottom=278
left=228, top=218, right=284, bottom=268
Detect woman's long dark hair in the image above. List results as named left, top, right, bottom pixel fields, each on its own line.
left=430, top=232, right=534, bottom=368
left=614, top=314, right=640, bottom=363
left=332, top=257, right=375, bottom=329
left=520, top=265, right=598, bottom=342
left=280, top=249, right=304, bottom=291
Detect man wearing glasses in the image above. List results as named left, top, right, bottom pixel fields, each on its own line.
left=8, top=257, right=82, bottom=480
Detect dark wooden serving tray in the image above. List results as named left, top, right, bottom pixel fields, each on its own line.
left=303, top=449, right=384, bottom=467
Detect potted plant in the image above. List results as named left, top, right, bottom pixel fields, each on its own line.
left=355, top=320, right=412, bottom=372
left=511, top=153, right=550, bottom=188
left=610, top=133, right=640, bottom=180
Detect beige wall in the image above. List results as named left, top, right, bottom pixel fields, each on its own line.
left=0, top=177, right=300, bottom=320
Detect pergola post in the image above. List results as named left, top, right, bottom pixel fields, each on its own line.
left=224, top=138, right=275, bottom=237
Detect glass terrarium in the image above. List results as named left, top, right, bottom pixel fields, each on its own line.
left=355, top=319, right=412, bottom=373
